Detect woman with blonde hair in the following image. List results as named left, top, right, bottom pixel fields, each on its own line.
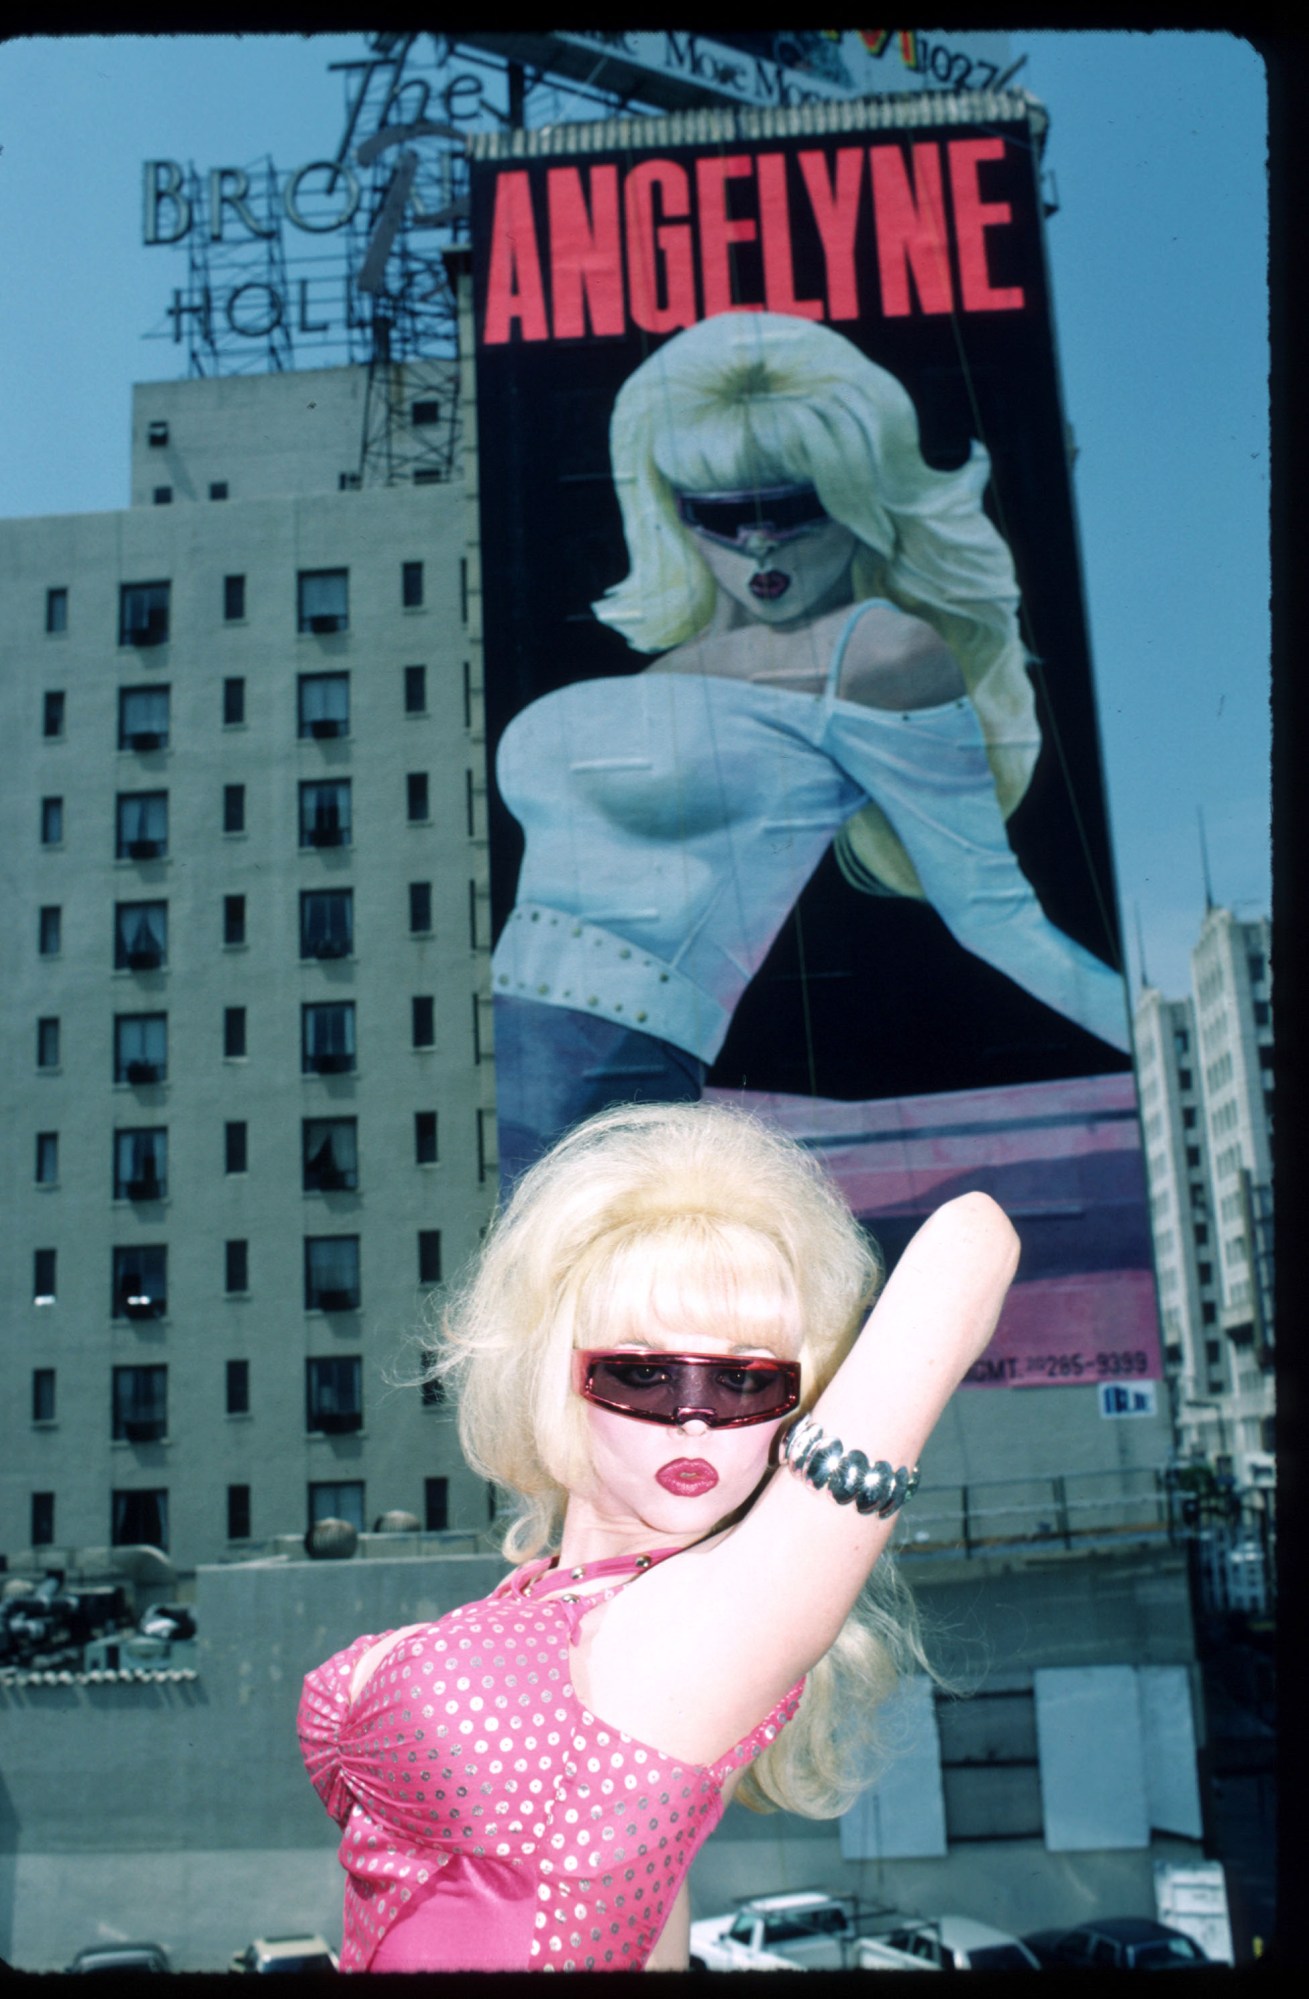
left=300, top=1097, right=1018, bottom=1972
left=491, top=311, right=1128, bottom=1180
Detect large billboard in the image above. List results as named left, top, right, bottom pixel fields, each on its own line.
left=469, top=96, right=1159, bottom=1389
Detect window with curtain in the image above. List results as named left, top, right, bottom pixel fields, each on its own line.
left=119, top=685, right=170, bottom=750
left=111, top=1488, right=169, bottom=1549
left=306, top=1355, right=363, bottom=1432
left=302, top=1003, right=356, bottom=1073
left=305, top=1235, right=361, bottom=1311
left=300, top=889, right=353, bottom=959
left=114, top=1128, right=167, bottom=1201
left=308, top=1481, right=364, bottom=1532
left=112, top=1365, right=168, bottom=1442
left=112, top=1244, right=168, bottom=1319
left=116, top=791, right=169, bottom=859
left=115, top=1013, right=167, bottom=1084
left=303, top=1118, right=359, bottom=1192
left=114, top=902, right=167, bottom=970
left=119, top=581, right=170, bottom=646
left=298, top=672, right=350, bottom=737
left=297, top=568, right=349, bottom=634
left=299, top=780, right=352, bottom=846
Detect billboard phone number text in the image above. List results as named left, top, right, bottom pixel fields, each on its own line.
left=967, top=1350, right=1152, bottom=1385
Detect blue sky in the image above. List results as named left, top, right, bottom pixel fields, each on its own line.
left=0, top=30, right=1269, bottom=998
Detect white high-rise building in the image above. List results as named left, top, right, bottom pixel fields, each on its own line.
left=1134, top=907, right=1274, bottom=1487
left=1, top=362, right=499, bottom=1570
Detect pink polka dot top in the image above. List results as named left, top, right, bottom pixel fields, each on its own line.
left=298, top=1547, right=805, bottom=1972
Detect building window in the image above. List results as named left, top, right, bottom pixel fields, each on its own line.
left=33, top=1368, right=56, bottom=1424
left=413, top=400, right=440, bottom=427
left=119, top=685, right=170, bottom=751
left=46, top=587, right=68, bottom=634
left=300, top=888, right=353, bottom=959
left=32, top=1493, right=56, bottom=1547
left=1202, top=1302, right=1217, bottom=1326
left=210, top=481, right=229, bottom=502
left=34, top=1248, right=57, bottom=1304
left=112, top=1488, right=168, bottom=1551
left=223, top=574, right=246, bottom=620
left=309, top=1481, right=364, bottom=1533
left=223, top=783, right=246, bottom=835
left=36, top=1131, right=59, bottom=1185
left=298, top=671, right=350, bottom=738
left=1198, top=1260, right=1213, bottom=1285
left=227, top=1484, right=251, bottom=1539
left=37, top=1017, right=61, bottom=1070
left=1178, top=1067, right=1193, bottom=1091
left=119, top=581, right=170, bottom=647
left=112, top=1244, right=167, bottom=1320
left=937, top=1688, right=1043, bottom=1842
left=306, top=1356, right=363, bottom=1433
left=153, top=486, right=173, bottom=506
left=43, top=690, right=66, bottom=738
left=303, top=1117, right=359, bottom=1192
left=421, top=1363, right=446, bottom=1410
left=305, top=1236, right=361, bottom=1312
left=114, top=1128, right=167, bottom=1202
left=224, top=893, right=246, bottom=946
left=300, top=779, right=352, bottom=847
left=402, top=561, right=425, bottom=608
left=115, top=901, right=167, bottom=971
left=425, top=1476, right=449, bottom=1530
left=116, top=791, right=168, bottom=860
left=223, top=677, right=246, bottom=726
left=298, top=568, right=349, bottom=635
left=303, top=1002, right=355, bottom=1075
left=415, top=1110, right=438, bottom=1164
left=115, top=1012, right=166, bottom=1085
left=1254, top=999, right=1270, bottom=1026
left=112, top=1365, right=168, bottom=1443
left=412, top=995, right=435, bottom=1048
left=225, top=1238, right=249, bottom=1294
left=418, top=1229, right=442, bottom=1285
left=147, top=420, right=169, bottom=447
left=222, top=999, right=245, bottom=1063
left=41, top=796, right=64, bottom=845
left=225, top=1121, right=248, bottom=1174
left=409, top=881, right=433, bottom=933
left=404, top=664, right=427, bottom=714
left=39, top=905, right=62, bottom=956
left=226, top=1359, right=250, bottom=1414
left=406, top=772, right=430, bottom=822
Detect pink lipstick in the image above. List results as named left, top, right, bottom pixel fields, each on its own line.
left=656, top=1459, right=719, bottom=1497
left=749, top=569, right=791, bottom=601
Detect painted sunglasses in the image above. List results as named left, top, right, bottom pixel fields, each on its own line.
left=573, top=1350, right=802, bottom=1429
left=675, top=482, right=830, bottom=549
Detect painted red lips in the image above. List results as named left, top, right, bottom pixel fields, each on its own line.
left=748, top=569, right=792, bottom=601
left=655, top=1459, right=719, bottom=1497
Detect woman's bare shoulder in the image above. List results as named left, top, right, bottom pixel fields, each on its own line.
left=838, top=601, right=963, bottom=709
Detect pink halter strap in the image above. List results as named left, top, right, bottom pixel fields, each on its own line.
left=510, top=1542, right=688, bottom=1601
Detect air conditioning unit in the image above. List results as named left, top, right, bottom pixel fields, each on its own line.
left=308, top=1165, right=352, bottom=1191
left=307, top=822, right=345, bottom=847
left=310, top=718, right=346, bottom=739
left=126, top=1176, right=164, bottom=1202
left=315, top=1288, right=358, bottom=1313
left=126, top=731, right=164, bottom=752
left=123, top=1418, right=166, bottom=1443
left=125, top=1060, right=162, bottom=1085
left=308, top=613, right=346, bottom=635
left=310, top=1052, right=352, bottom=1075
left=310, top=937, right=350, bottom=960
left=127, top=838, right=164, bottom=860
left=316, top=1410, right=362, bottom=1434
left=123, top=1293, right=166, bottom=1321
left=125, top=945, right=164, bottom=970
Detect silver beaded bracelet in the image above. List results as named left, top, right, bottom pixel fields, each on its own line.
left=780, top=1414, right=920, bottom=1518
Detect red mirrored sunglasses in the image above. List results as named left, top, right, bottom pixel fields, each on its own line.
left=573, top=1350, right=801, bottom=1429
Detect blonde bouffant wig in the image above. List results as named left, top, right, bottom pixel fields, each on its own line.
left=591, top=309, right=1040, bottom=900
left=426, top=1098, right=934, bottom=1818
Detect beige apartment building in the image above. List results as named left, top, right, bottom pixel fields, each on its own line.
left=1, top=362, right=498, bottom=1569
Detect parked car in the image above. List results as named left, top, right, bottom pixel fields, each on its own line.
left=65, top=1941, right=172, bottom=1973
left=1022, top=1918, right=1209, bottom=1970
left=858, top=1915, right=1041, bottom=1971
left=690, top=1891, right=862, bottom=1970
left=230, top=1935, right=339, bottom=1973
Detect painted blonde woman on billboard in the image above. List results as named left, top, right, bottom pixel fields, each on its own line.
left=492, top=311, right=1128, bottom=1179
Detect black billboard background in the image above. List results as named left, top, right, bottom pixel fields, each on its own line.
left=470, top=116, right=1130, bottom=1105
